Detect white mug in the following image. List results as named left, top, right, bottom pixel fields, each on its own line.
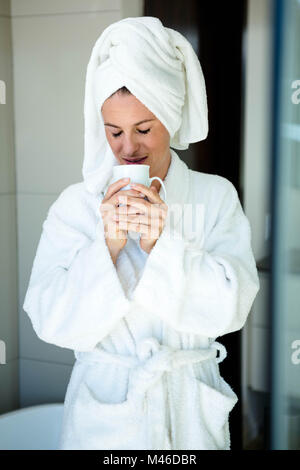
left=112, top=164, right=167, bottom=201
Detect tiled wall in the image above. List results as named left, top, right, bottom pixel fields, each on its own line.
left=0, top=0, right=19, bottom=414
left=2, top=0, right=143, bottom=410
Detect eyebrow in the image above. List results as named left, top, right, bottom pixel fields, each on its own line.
left=104, top=119, right=155, bottom=128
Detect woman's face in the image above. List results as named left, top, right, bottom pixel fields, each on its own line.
left=101, top=92, right=171, bottom=181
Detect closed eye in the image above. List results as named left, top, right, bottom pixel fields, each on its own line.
left=112, top=129, right=151, bottom=138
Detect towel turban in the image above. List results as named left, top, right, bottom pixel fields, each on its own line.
left=82, top=16, right=208, bottom=196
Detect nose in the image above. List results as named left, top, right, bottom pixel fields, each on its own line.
left=120, top=133, right=140, bottom=157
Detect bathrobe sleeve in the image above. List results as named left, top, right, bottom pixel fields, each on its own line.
left=132, top=179, right=260, bottom=338
left=22, top=187, right=130, bottom=352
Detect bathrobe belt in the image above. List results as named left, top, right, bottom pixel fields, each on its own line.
left=74, top=338, right=227, bottom=449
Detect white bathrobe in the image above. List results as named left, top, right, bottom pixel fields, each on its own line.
left=23, top=148, right=260, bottom=450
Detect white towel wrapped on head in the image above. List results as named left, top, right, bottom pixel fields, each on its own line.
left=82, top=16, right=209, bottom=196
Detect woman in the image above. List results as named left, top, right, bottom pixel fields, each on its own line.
left=23, top=16, right=260, bottom=450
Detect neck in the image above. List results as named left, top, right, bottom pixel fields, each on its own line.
left=150, top=150, right=171, bottom=193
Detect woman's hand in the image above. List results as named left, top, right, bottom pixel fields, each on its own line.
left=114, top=183, right=168, bottom=254
left=99, top=178, right=145, bottom=261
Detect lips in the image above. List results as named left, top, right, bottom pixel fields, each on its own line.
left=123, top=156, right=147, bottom=164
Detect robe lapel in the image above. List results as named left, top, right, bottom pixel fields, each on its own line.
left=157, top=147, right=190, bottom=218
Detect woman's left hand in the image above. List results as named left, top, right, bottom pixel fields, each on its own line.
left=115, top=183, right=168, bottom=254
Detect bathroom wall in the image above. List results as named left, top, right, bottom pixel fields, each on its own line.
left=8, top=0, right=144, bottom=408
left=0, top=0, right=19, bottom=414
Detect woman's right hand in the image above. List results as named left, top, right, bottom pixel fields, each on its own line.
left=99, top=178, right=145, bottom=261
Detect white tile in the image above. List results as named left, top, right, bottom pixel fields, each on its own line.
left=17, top=193, right=58, bottom=296
left=0, top=0, right=10, bottom=16
left=10, top=0, right=120, bottom=16
left=12, top=11, right=122, bottom=194
left=0, top=17, right=16, bottom=193
left=0, top=195, right=18, bottom=362
left=0, top=358, right=19, bottom=414
left=19, top=358, right=73, bottom=407
left=120, top=0, right=144, bottom=19
left=18, top=193, right=75, bottom=365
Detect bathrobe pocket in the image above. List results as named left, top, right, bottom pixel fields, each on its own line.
left=71, top=374, right=147, bottom=450
left=190, top=371, right=238, bottom=449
